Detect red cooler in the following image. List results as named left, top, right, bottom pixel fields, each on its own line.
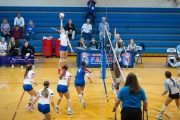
left=42, top=39, right=53, bottom=57
left=54, top=38, right=61, bottom=57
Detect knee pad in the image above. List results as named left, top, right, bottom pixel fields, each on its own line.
left=32, top=96, right=36, bottom=100
left=58, top=97, right=62, bottom=100
left=161, top=105, right=167, bottom=112
left=30, top=95, right=33, bottom=100
left=78, top=94, right=82, bottom=97
left=67, top=99, right=71, bottom=102
left=81, top=90, right=84, bottom=94
left=63, top=59, right=67, bottom=62
left=116, top=78, right=120, bottom=83
left=59, top=59, right=62, bottom=62
left=178, top=106, right=180, bottom=111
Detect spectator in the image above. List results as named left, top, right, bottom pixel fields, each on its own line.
left=176, top=43, right=180, bottom=55
left=168, top=55, right=180, bottom=67
left=112, top=28, right=124, bottom=45
left=1, top=18, right=10, bottom=40
left=89, top=38, right=98, bottom=49
left=14, top=13, right=25, bottom=32
left=21, top=41, right=35, bottom=69
left=81, top=19, right=93, bottom=41
left=86, top=0, right=97, bottom=24
left=26, top=20, right=35, bottom=41
left=113, top=72, right=148, bottom=120
left=10, top=25, right=22, bottom=46
left=0, top=37, right=8, bottom=66
left=99, top=17, right=111, bottom=41
left=77, top=37, right=87, bottom=50
left=127, top=39, right=137, bottom=65
left=8, top=37, right=19, bottom=69
left=65, top=19, right=75, bottom=40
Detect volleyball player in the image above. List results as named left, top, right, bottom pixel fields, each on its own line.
left=55, top=64, right=74, bottom=115
left=168, top=55, right=180, bottom=67
left=156, top=71, right=180, bottom=120
left=29, top=81, right=55, bottom=120
left=23, top=64, right=38, bottom=110
left=58, top=15, right=74, bottom=75
left=74, top=61, right=93, bottom=108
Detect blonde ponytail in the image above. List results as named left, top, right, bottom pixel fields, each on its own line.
left=41, top=87, right=49, bottom=98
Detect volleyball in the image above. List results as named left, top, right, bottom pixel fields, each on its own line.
left=59, top=13, right=65, bottom=19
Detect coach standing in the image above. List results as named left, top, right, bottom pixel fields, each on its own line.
left=86, top=0, right=97, bottom=24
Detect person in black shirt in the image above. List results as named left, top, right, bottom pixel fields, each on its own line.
left=89, top=38, right=98, bottom=49
left=77, top=37, right=87, bottom=50
left=21, top=41, right=35, bottom=69
left=65, top=19, right=75, bottom=40
left=8, top=37, right=19, bottom=69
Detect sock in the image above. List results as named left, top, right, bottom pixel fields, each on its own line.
left=68, top=107, right=71, bottom=111
left=56, top=105, right=59, bottom=108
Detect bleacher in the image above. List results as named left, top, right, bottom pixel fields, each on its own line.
left=0, top=6, right=180, bottom=55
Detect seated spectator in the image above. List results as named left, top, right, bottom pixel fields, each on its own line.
left=168, top=55, right=180, bottom=67
left=1, top=18, right=10, bottom=40
left=176, top=43, right=180, bottom=55
left=99, top=17, right=111, bottom=41
left=89, top=38, right=98, bottom=49
left=21, top=41, right=35, bottom=69
left=65, top=19, right=75, bottom=40
left=81, top=19, right=93, bottom=41
left=10, top=25, right=22, bottom=46
left=8, top=37, right=19, bottom=69
left=14, top=13, right=25, bottom=32
left=86, top=0, right=97, bottom=24
left=127, top=39, right=137, bottom=65
left=26, top=20, right=35, bottom=41
left=77, top=37, right=87, bottom=50
left=0, top=37, right=8, bottom=66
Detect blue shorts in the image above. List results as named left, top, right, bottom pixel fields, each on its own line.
left=74, top=79, right=85, bottom=87
left=60, top=45, right=68, bottom=51
left=38, top=103, right=50, bottom=114
left=23, top=84, right=33, bottom=91
left=57, top=84, right=68, bottom=93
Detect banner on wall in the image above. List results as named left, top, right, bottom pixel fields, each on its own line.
left=80, top=52, right=113, bottom=66
left=121, top=50, right=134, bottom=68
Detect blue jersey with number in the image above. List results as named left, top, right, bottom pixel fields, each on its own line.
left=75, top=67, right=88, bottom=80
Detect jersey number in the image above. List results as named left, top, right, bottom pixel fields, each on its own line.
left=78, top=69, right=81, bottom=72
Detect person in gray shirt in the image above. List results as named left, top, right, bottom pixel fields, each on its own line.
left=99, top=17, right=111, bottom=40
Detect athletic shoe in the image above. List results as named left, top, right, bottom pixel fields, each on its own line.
left=82, top=101, right=86, bottom=108
left=21, top=65, right=23, bottom=69
left=55, top=106, right=60, bottom=111
left=11, top=64, right=14, bottom=69
left=32, top=65, right=35, bottom=69
left=156, top=115, right=162, bottom=120
left=67, top=110, right=74, bottom=115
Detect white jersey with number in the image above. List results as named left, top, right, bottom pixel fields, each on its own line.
left=38, top=88, right=54, bottom=105
left=60, top=33, right=68, bottom=46
left=58, top=71, right=72, bottom=86
left=23, top=70, right=35, bottom=85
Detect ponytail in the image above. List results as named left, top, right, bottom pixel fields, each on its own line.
left=41, top=87, right=49, bottom=98
left=59, top=64, right=68, bottom=80
left=81, top=61, right=91, bottom=73
left=169, top=78, right=176, bottom=86
left=24, top=64, right=33, bottom=78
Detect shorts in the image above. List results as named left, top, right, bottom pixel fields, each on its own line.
left=23, top=84, right=33, bottom=91
left=169, top=93, right=180, bottom=99
left=115, top=61, right=123, bottom=67
left=60, top=45, right=68, bottom=51
left=38, top=103, right=50, bottom=114
left=74, top=79, right=85, bottom=87
left=57, top=84, right=68, bottom=93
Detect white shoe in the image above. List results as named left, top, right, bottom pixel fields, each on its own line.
left=55, top=106, right=60, bottom=111
left=82, top=101, right=86, bottom=108
left=21, top=65, right=23, bottom=69
left=67, top=110, right=74, bottom=115
left=156, top=115, right=162, bottom=120
left=32, top=65, right=35, bottom=69
left=11, top=64, right=14, bottom=69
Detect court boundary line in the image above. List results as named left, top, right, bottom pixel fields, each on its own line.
left=12, top=90, right=25, bottom=120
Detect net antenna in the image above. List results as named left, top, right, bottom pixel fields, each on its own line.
left=103, top=25, right=125, bottom=81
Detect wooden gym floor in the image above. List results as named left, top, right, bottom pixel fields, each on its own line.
left=0, top=56, right=180, bottom=120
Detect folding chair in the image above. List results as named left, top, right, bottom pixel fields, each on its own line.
left=135, top=46, right=142, bottom=64
left=166, top=48, right=176, bottom=66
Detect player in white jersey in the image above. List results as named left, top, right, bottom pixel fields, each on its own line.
left=29, top=81, right=55, bottom=120
left=58, top=16, right=74, bottom=75
left=55, top=64, right=74, bottom=115
left=23, top=64, right=38, bottom=110
left=0, top=37, right=7, bottom=56
left=156, top=71, right=180, bottom=120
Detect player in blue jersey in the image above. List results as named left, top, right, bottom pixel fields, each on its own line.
left=74, top=61, right=93, bottom=108
left=156, top=71, right=180, bottom=120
